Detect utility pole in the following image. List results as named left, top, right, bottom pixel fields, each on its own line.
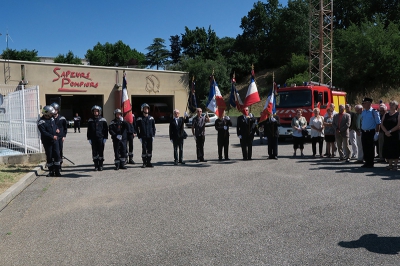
left=309, top=0, right=333, bottom=87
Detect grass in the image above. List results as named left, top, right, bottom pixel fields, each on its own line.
left=0, top=164, right=39, bottom=195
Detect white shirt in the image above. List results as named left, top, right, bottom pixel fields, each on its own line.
left=310, top=116, right=324, bottom=137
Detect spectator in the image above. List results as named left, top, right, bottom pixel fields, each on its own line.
left=323, top=109, right=335, bottom=157
left=377, top=104, right=388, bottom=163
left=346, top=104, right=358, bottom=159
left=354, top=105, right=364, bottom=163
left=324, top=103, right=337, bottom=156
left=333, top=104, right=351, bottom=162
left=291, top=108, right=307, bottom=157
left=310, top=108, right=324, bottom=157
left=380, top=100, right=400, bottom=170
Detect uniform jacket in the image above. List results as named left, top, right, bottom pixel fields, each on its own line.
left=87, top=116, right=108, bottom=140
left=37, top=116, right=57, bottom=144
left=136, top=115, right=156, bottom=139
left=214, top=117, right=232, bottom=138
left=237, top=115, right=256, bottom=139
left=192, top=115, right=208, bottom=137
left=54, top=115, right=68, bottom=138
left=332, top=112, right=351, bottom=138
left=109, top=118, right=130, bottom=141
left=169, top=117, right=185, bottom=140
left=349, top=111, right=358, bottom=131
left=73, top=116, right=81, bottom=125
left=259, top=115, right=280, bottom=138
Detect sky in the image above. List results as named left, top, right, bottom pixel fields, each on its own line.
left=1, top=0, right=287, bottom=59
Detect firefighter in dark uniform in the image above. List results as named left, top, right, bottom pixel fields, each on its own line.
left=109, top=109, right=129, bottom=170
left=37, top=105, right=61, bottom=177
left=214, top=113, right=232, bottom=160
left=50, top=102, right=67, bottom=170
left=135, top=103, right=156, bottom=168
left=127, top=113, right=136, bottom=164
left=259, top=113, right=281, bottom=159
left=236, top=107, right=256, bottom=160
left=87, top=105, right=108, bottom=171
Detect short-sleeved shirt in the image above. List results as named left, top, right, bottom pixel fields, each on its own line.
left=361, top=108, right=381, bottom=130
left=291, top=116, right=307, bottom=138
left=310, top=116, right=324, bottom=138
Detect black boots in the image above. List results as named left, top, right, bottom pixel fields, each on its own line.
left=94, top=159, right=99, bottom=171
left=119, top=158, right=127, bottom=169
left=98, top=160, right=104, bottom=171
left=128, top=155, right=135, bottom=164
left=46, top=166, right=54, bottom=177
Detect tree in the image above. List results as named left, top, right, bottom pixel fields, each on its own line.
left=181, top=26, right=219, bottom=60
left=1, top=48, right=39, bottom=61
left=85, top=41, right=146, bottom=67
left=169, top=35, right=181, bottom=64
left=145, top=38, right=169, bottom=70
left=54, top=51, right=82, bottom=65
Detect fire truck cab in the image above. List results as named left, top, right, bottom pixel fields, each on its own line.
left=275, top=83, right=347, bottom=139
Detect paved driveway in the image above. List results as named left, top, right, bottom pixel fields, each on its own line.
left=0, top=124, right=399, bottom=265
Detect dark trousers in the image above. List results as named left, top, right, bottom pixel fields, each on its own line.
left=57, top=138, right=64, bottom=163
left=141, top=137, right=153, bottom=160
left=362, top=130, right=375, bottom=166
left=44, top=141, right=60, bottom=167
left=74, top=122, right=80, bottom=132
left=113, top=139, right=127, bottom=161
left=240, top=138, right=253, bottom=159
left=217, top=136, right=229, bottom=159
left=195, top=136, right=205, bottom=159
left=91, top=139, right=105, bottom=161
left=311, top=136, right=324, bottom=155
left=267, top=136, right=278, bottom=158
left=127, top=134, right=134, bottom=157
left=173, top=138, right=184, bottom=162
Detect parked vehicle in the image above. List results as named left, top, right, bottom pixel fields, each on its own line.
left=185, top=112, right=218, bottom=128
left=148, top=103, right=172, bottom=123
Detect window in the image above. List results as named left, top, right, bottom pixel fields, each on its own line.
left=276, top=90, right=312, bottom=108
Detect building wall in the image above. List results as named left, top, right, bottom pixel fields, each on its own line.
left=0, top=60, right=189, bottom=122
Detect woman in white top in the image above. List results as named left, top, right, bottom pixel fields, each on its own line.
left=291, top=108, right=307, bottom=156
left=309, top=108, right=324, bottom=157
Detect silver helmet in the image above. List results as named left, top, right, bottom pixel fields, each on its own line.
left=91, top=105, right=102, bottom=115
left=50, top=102, right=60, bottom=111
left=42, top=105, right=56, bottom=117
left=114, top=109, right=122, bottom=115
left=141, top=103, right=150, bottom=112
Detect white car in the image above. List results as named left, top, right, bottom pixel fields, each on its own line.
left=185, top=112, right=217, bottom=128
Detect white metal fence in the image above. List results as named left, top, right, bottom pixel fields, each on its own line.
left=0, top=84, right=42, bottom=156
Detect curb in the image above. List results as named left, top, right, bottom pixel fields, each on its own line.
left=0, top=163, right=46, bottom=212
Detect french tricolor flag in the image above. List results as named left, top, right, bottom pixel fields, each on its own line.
left=121, top=71, right=133, bottom=124
left=207, top=77, right=226, bottom=118
left=259, top=87, right=276, bottom=123
left=243, top=68, right=260, bottom=108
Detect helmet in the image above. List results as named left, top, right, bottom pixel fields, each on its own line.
left=50, top=102, right=60, bottom=111
left=141, top=103, right=150, bottom=112
left=114, top=109, right=122, bottom=115
left=42, top=105, right=56, bottom=117
left=91, top=105, right=102, bottom=115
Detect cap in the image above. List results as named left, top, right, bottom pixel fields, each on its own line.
left=362, top=97, right=373, bottom=103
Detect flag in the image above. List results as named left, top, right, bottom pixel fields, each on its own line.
left=259, top=87, right=276, bottom=123
left=188, top=78, right=197, bottom=113
left=229, top=75, right=243, bottom=112
left=206, top=76, right=226, bottom=118
left=121, top=71, right=133, bottom=124
left=243, top=67, right=260, bottom=107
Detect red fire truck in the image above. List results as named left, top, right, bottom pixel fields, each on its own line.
left=275, top=82, right=347, bottom=139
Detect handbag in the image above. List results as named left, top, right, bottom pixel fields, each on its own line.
left=302, top=129, right=309, bottom=137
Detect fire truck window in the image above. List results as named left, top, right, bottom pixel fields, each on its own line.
left=276, top=90, right=312, bottom=107
left=314, top=91, right=319, bottom=106
left=324, top=92, right=329, bottom=104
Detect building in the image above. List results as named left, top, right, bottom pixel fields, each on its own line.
left=0, top=60, right=189, bottom=124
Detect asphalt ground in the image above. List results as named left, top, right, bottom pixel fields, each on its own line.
left=0, top=124, right=400, bottom=265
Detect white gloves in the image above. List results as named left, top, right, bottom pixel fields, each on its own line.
left=139, top=138, right=142, bottom=143
left=170, top=139, right=173, bottom=143
left=238, top=135, right=242, bottom=139
left=271, top=117, right=276, bottom=122
left=249, top=113, right=254, bottom=118
left=223, top=126, right=227, bottom=130
left=374, top=132, right=379, bottom=141
left=194, top=136, right=197, bottom=141
left=119, top=117, right=123, bottom=121
left=103, top=139, right=106, bottom=144
left=117, top=135, right=122, bottom=140
left=224, top=116, right=230, bottom=120
left=88, top=140, right=92, bottom=145
left=184, top=112, right=188, bottom=117
left=152, top=137, right=154, bottom=141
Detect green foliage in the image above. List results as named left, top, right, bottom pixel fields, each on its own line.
left=181, top=26, right=219, bottom=60
left=146, top=38, right=169, bottom=70
left=169, top=35, right=181, bottom=64
left=285, top=71, right=309, bottom=86
left=1, top=48, right=39, bottom=61
left=279, top=53, right=308, bottom=84
left=85, top=41, right=145, bottom=67
left=54, top=51, right=82, bottom=65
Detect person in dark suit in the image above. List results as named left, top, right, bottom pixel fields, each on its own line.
left=214, top=113, right=232, bottom=160
left=236, top=107, right=256, bottom=160
left=332, top=104, right=351, bottom=162
left=259, top=113, right=280, bottom=159
left=169, top=109, right=187, bottom=165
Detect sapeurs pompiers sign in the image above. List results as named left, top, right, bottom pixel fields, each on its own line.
left=52, top=67, right=99, bottom=92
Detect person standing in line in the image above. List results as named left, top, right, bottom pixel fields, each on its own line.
left=377, top=104, right=388, bottom=163
left=127, top=113, right=136, bottom=164
left=109, top=109, right=129, bottom=170
left=346, top=104, right=358, bottom=159
left=51, top=103, right=67, bottom=170
left=360, top=97, right=381, bottom=168
left=354, top=104, right=364, bottom=164
left=136, top=103, right=156, bottom=168
left=309, top=108, right=324, bottom=158
left=323, top=109, right=335, bottom=157
left=380, top=100, right=400, bottom=170
left=87, top=105, right=108, bottom=171
left=192, top=108, right=210, bottom=163
left=332, top=104, right=351, bottom=162
left=73, top=113, right=81, bottom=133
left=37, top=106, right=61, bottom=177
left=237, top=107, right=256, bottom=160
left=214, top=112, right=232, bottom=161
left=324, top=103, right=338, bottom=157
left=291, top=108, right=307, bottom=157
left=169, top=109, right=187, bottom=165
left=259, top=113, right=280, bottom=159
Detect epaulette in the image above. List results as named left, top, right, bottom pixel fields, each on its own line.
left=88, top=118, right=94, bottom=122
left=99, top=118, right=107, bottom=122
left=59, top=116, right=66, bottom=120
left=149, top=116, right=154, bottom=120
left=37, top=120, right=45, bottom=125
left=137, top=117, right=142, bottom=121
left=110, top=120, right=115, bottom=125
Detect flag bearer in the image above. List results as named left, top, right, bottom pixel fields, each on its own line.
left=109, top=109, right=129, bottom=170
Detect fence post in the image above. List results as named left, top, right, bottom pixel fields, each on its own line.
left=21, top=85, right=28, bottom=154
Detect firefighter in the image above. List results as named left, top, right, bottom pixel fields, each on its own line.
left=109, top=109, right=129, bottom=170
left=214, top=112, right=232, bottom=160
left=127, top=113, right=136, bottom=164
left=87, top=105, right=108, bottom=171
left=50, top=102, right=67, bottom=170
left=135, top=103, right=156, bottom=168
left=37, top=105, right=61, bottom=177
